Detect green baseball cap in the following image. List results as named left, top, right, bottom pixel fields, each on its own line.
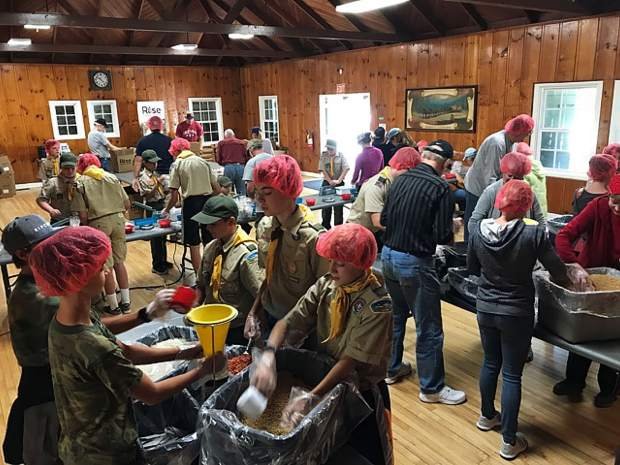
left=217, top=175, right=232, bottom=187
left=59, top=152, right=77, bottom=167
left=141, top=149, right=161, bottom=163
left=248, top=139, right=263, bottom=152
left=192, top=195, right=239, bottom=224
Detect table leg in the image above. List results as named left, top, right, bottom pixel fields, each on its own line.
left=1, top=263, right=12, bottom=300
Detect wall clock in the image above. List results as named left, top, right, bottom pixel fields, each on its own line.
left=88, top=70, right=112, bottom=91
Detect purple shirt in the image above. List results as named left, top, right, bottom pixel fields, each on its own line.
left=351, top=146, right=384, bottom=188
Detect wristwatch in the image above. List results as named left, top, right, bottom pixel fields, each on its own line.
left=137, top=306, right=151, bottom=323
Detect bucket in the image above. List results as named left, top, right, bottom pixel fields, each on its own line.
left=186, top=304, right=238, bottom=357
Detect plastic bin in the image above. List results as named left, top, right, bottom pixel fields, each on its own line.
left=534, top=267, right=620, bottom=343
left=447, top=266, right=480, bottom=301
left=546, top=214, right=573, bottom=236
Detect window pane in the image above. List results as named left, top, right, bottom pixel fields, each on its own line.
left=65, top=106, right=75, bottom=115
left=58, top=126, right=68, bottom=135
left=540, top=150, right=555, bottom=168
left=560, top=105, right=576, bottom=128
left=67, top=116, right=76, bottom=125
left=540, top=132, right=556, bottom=150
left=103, top=104, right=111, bottom=113
left=57, top=116, right=67, bottom=125
left=557, top=132, right=569, bottom=151
left=68, top=125, right=78, bottom=135
left=545, top=90, right=561, bottom=110
left=543, top=109, right=560, bottom=128
left=207, top=101, right=216, bottom=111
left=94, top=104, right=102, bottom=113
left=556, top=151, right=570, bottom=169
left=55, top=106, right=65, bottom=115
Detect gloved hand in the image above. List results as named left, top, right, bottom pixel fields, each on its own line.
left=244, top=311, right=264, bottom=340
left=279, top=387, right=320, bottom=431
left=565, top=263, right=594, bottom=292
left=145, top=289, right=176, bottom=320
left=196, top=352, right=227, bottom=378
left=249, top=348, right=277, bottom=398
left=177, top=344, right=203, bottom=360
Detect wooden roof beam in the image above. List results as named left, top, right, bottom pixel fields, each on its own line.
left=0, top=11, right=402, bottom=41
left=523, top=9, right=541, bottom=23
left=291, top=0, right=352, bottom=50
left=460, top=3, right=487, bottom=30
left=442, top=0, right=591, bottom=14
left=222, top=0, right=252, bottom=23
left=409, top=0, right=444, bottom=36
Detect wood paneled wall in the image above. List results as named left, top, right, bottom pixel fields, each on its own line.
left=240, top=14, right=620, bottom=213
left=0, top=64, right=243, bottom=183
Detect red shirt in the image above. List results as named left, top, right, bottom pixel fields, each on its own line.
left=216, top=138, right=248, bottom=165
left=555, top=196, right=620, bottom=268
left=175, top=120, right=203, bottom=142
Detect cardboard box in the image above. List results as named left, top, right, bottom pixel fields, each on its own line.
left=0, top=155, right=16, bottom=199
left=190, top=142, right=202, bottom=155
left=111, top=148, right=136, bottom=173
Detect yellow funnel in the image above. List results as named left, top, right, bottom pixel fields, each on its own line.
left=186, top=304, right=238, bottom=357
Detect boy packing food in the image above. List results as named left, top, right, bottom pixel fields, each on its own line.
left=37, top=152, right=79, bottom=225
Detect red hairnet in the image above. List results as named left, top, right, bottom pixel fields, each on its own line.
left=29, top=226, right=111, bottom=297
left=44, top=139, right=60, bottom=152
left=169, top=137, right=191, bottom=155
left=77, top=153, right=101, bottom=174
left=588, top=154, right=617, bottom=182
left=147, top=116, right=163, bottom=130
left=514, top=142, right=533, bottom=156
left=603, top=143, right=620, bottom=160
left=610, top=174, right=620, bottom=195
left=416, top=140, right=429, bottom=151
left=316, top=223, right=377, bottom=270
left=389, top=147, right=421, bottom=170
left=504, top=114, right=535, bottom=137
left=495, top=180, right=533, bottom=217
left=253, top=155, right=303, bottom=199
left=500, top=151, right=532, bottom=178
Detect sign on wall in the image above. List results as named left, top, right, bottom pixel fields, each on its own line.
left=137, top=101, right=166, bottom=135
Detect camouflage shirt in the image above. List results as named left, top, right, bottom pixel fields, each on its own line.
left=8, top=273, right=59, bottom=367
left=48, top=314, right=143, bottom=465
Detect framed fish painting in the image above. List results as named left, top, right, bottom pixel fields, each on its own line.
left=405, top=86, right=478, bottom=132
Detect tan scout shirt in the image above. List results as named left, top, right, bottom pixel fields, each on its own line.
left=284, top=275, right=392, bottom=390
left=38, top=157, right=59, bottom=183
left=197, top=227, right=264, bottom=328
left=256, top=207, right=329, bottom=320
left=347, top=171, right=392, bottom=233
left=319, top=151, right=349, bottom=180
left=71, top=172, right=129, bottom=221
left=137, top=168, right=166, bottom=202
left=38, top=175, right=78, bottom=221
left=169, top=150, right=218, bottom=199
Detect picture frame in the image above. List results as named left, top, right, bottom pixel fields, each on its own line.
left=405, top=85, right=478, bottom=133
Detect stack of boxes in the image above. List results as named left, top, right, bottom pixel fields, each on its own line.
left=0, top=155, right=16, bottom=199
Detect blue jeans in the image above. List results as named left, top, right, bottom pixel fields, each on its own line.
left=463, top=190, right=479, bottom=242
left=477, top=312, right=534, bottom=444
left=223, top=163, right=246, bottom=196
left=381, top=246, right=445, bottom=394
left=99, top=157, right=111, bottom=172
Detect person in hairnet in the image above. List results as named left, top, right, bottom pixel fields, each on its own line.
left=464, top=114, right=535, bottom=240
left=515, top=142, right=548, bottom=217
left=603, top=143, right=620, bottom=171
left=571, top=153, right=617, bottom=214
left=37, top=152, right=79, bottom=225
left=244, top=155, right=329, bottom=339
left=251, top=223, right=393, bottom=465
left=468, top=180, right=571, bottom=461
left=71, top=153, right=131, bottom=314
left=319, top=139, right=350, bottom=229
left=38, top=139, right=61, bottom=184
left=29, top=226, right=223, bottom=465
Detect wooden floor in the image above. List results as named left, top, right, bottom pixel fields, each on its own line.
left=0, top=188, right=618, bottom=465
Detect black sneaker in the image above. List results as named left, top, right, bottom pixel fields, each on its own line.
left=165, top=261, right=174, bottom=269
left=526, top=346, right=534, bottom=363
left=119, top=302, right=131, bottom=314
left=104, top=305, right=122, bottom=316
left=594, top=392, right=617, bottom=408
left=553, top=380, right=584, bottom=397
left=152, top=267, right=168, bottom=275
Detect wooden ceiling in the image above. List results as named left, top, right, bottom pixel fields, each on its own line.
left=0, top=0, right=618, bottom=66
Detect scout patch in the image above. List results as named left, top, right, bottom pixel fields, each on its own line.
left=287, top=261, right=297, bottom=274
left=245, top=250, right=258, bottom=262
left=352, top=298, right=366, bottom=314
left=370, top=298, right=392, bottom=313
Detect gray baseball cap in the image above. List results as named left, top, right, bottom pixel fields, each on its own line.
left=1, top=215, right=57, bottom=255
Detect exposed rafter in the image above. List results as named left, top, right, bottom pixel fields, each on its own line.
left=222, top=0, right=251, bottom=23
left=523, top=9, right=541, bottom=23
left=409, top=0, right=443, bottom=36
left=460, top=3, right=487, bottom=30
left=442, top=0, right=591, bottom=14
left=291, top=0, right=352, bottom=50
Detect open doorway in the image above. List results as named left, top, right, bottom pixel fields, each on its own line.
left=319, top=93, right=372, bottom=181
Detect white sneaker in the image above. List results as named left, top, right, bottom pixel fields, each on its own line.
left=500, top=432, right=528, bottom=460
left=419, top=385, right=467, bottom=405
left=476, top=412, right=501, bottom=431
left=385, top=362, right=414, bottom=385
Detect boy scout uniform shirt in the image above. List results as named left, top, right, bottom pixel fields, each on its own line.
left=8, top=274, right=59, bottom=367
left=38, top=175, right=78, bottom=221
left=319, top=151, right=349, bottom=180
left=256, top=207, right=330, bottom=320
left=198, top=227, right=264, bottom=328
left=48, top=313, right=142, bottom=465
left=347, top=171, right=392, bottom=233
left=137, top=167, right=166, bottom=202
left=283, top=275, right=392, bottom=390
left=169, top=150, right=218, bottom=199
left=38, top=157, right=58, bottom=183
left=71, top=172, right=129, bottom=221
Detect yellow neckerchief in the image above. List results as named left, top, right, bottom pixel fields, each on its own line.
left=177, top=150, right=195, bottom=160
left=265, top=204, right=315, bottom=284
left=210, top=227, right=255, bottom=300
left=61, top=174, right=79, bottom=200
left=324, top=270, right=381, bottom=343
left=378, top=166, right=393, bottom=184
left=144, top=168, right=164, bottom=196
left=82, top=165, right=106, bottom=180
left=51, top=157, right=59, bottom=176
left=329, top=156, right=335, bottom=178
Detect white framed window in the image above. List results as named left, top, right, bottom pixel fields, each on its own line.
left=188, top=97, right=224, bottom=143
left=259, top=95, right=280, bottom=144
left=86, top=100, right=120, bottom=138
left=531, top=81, right=603, bottom=180
left=609, top=80, right=620, bottom=144
left=48, top=100, right=85, bottom=140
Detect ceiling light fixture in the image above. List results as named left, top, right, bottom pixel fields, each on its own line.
left=229, top=33, right=254, bottom=40
left=171, top=43, right=198, bottom=51
left=7, top=38, right=32, bottom=46
left=24, top=24, right=51, bottom=30
left=335, top=0, right=408, bottom=14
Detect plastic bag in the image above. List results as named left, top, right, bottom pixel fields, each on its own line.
left=280, top=387, right=320, bottom=431
left=198, top=348, right=372, bottom=465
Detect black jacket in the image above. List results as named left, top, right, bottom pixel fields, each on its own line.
left=468, top=219, right=569, bottom=317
